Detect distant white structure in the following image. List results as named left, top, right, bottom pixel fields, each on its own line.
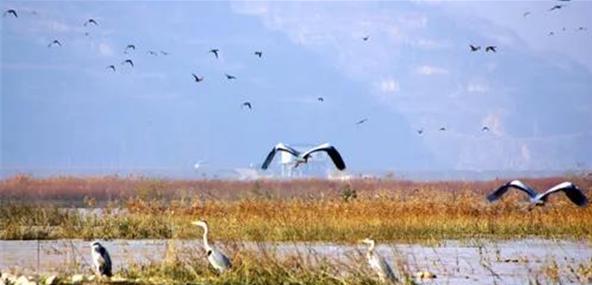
left=327, top=170, right=352, bottom=181
left=235, top=168, right=272, bottom=180
left=193, top=160, right=206, bottom=170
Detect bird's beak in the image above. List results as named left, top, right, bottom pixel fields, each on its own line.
left=191, top=221, right=201, bottom=226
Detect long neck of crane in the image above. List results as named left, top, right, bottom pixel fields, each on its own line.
left=368, top=241, right=375, bottom=252
left=201, top=225, right=211, bottom=250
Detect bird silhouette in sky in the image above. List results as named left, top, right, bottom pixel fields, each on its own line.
left=4, top=9, right=18, bottom=18
left=121, top=59, right=134, bottom=67
left=48, top=40, right=62, bottom=47
left=192, top=74, right=204, bottom=82
left=209, top=49, right=219, bottom=59
left=84, top=18, right=98, bottom=26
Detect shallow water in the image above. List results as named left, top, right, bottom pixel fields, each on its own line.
left=1, top=238, right=590, bottom=284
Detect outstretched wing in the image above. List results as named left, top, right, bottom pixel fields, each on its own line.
left=302, top=143, right=346, bottom=170
left=487, top=180, right=538, bottom=202
left=122, top=59, right=134, bottom=67
left=5, top=10, right=18, bottom=17
left=539, top=182, right=588, bottom=207
left=261, top=143, right=300, bottom=170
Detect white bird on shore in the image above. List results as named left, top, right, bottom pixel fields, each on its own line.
left=90, top=241, right=112, bottom=277
left=360, top=238, right=398, bottom=284
left=261, top=142, right=346, bottom=170
left=487, top=180, right=588, bottom=209
left=192, top=220, right=232, bottom=273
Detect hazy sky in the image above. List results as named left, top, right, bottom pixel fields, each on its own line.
left=1, top=1, right=591, bottom=176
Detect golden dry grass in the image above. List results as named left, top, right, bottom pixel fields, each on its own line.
left=1, top=175, right=591, bottom=241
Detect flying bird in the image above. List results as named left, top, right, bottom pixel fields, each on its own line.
left=360, top=239, right=398, bottom=284
left=160, top=50, right=169, bottom=55
left=106, top=65, right=116, bottom=72
left=147, top=50, right=158, bottom=56
left=439, top=127, right=446, bottom=131
left=362, top=35, right=370, bottom=41
left=84, top=18, right=98, bottom=26
left=549, top=5, right=564, bottom=11
left=577, top=26, right=587, bottom=31
left=192, top=73, right=204, bottom=82
left=469, top=44, right=481, bottom=52
left=487, top=180, right=588, bottom=209
left=209, top=49, right=219, bottom=59
left=523, top=11, right=531, bottom=17
left=417, top=129, right=424, bottom=135
left=261, top=143, right=346, bottom=171
left=485, top=46, right=497, bottom=52
left=48, top=40, right=62, bottom=47
left=3, top=9, right=17, bottom=18
left=225, top=74, right=236, bottom=80
left=482, top=126, right=490, bottom=132
left=124, top=44, right=136, bottom=53
left=121, top=59, right=134, bottom=67
left=90, top=241, right=113, bottom=277
left=548, top=31, right=555, bottom=36
left=242, top=102, right=252, bottom=110
left=254, top=51, right=263, bottom=58
left=317, top=97, right=324, bottom=102
left=192, top=220, right=232, bottom=273
left=356, top=118, right=368, bottom=125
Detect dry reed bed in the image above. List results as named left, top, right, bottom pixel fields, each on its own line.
left=1, top=175, right=591, bottom=241
left=2, top=174, right=589, bottom=202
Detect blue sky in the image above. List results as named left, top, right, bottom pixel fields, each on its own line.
left=1, top=1, right=591, bottom=177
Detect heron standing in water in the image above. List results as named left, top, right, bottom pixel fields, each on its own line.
left=192, top=220, right=232, bottom=273
left=90, top=241, right=112, bottom=278
left=360, top=238, right=398, bottom=284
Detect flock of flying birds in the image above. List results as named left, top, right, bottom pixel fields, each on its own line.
left=521, top=0, right=588, bottom=36
left=3, top=7, right=501, bottom=136
left=4, top=4, right=591, bottom=282
left=2, top=0, right=589, bottom=133
left=6, top=0, right=586, bottom=151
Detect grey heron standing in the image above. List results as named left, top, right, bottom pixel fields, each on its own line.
left=360, top=238, right=398, bottom=284
left=261, top=142, right=346, bottom=171
left=487, top=180, right=588, bottom=209
left=90, top=241, right=113, bottom=278
left=192, top=220, right=232, bottom=273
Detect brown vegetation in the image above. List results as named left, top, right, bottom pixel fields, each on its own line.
left=1, top=175, right=591, bottom=241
